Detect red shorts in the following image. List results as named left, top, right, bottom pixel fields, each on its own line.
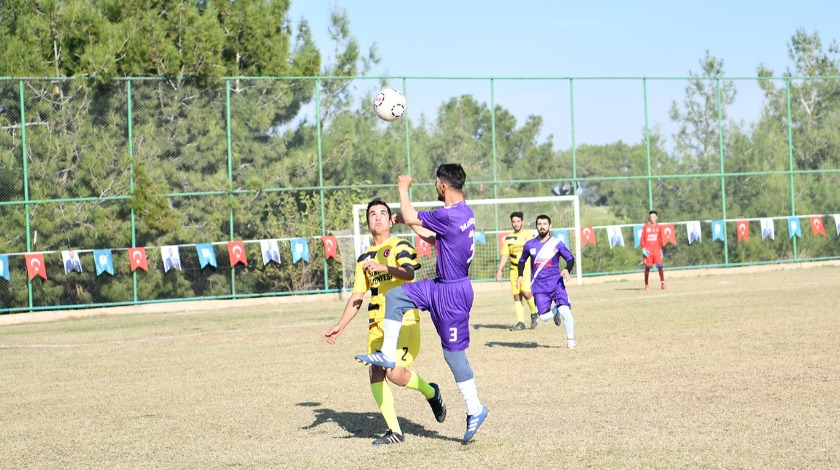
left=644, top=250, right=663, bottom=266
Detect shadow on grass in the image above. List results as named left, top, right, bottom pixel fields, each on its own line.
left=484, top=341, right=559, bottom=349
left=298, top=403, right=462, bottom=443
left=472, top=323, right=517, bottom=330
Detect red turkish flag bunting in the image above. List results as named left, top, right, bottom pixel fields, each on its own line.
left=497, top=232, right=511, bottom=253
left=227, top=241, right=248, bottom=266
left=661, top=223, right=677, bottom=246
left=25, top=253, right=47, bottom=280
left=321, top=236, right=338, bottom=259
left=810, top=216, right=826, bottom=236
left=736, top=220, right=750, bottom=242
left=580, top=226, right=596, bottom=247
left=415, top=235, right=432, bottom=259
left=128, top=247, right=148, bottom=272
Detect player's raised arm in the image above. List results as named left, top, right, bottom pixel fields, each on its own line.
left=397, top=175, right=421, bottom=226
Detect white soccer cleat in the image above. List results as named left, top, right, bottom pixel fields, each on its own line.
left=567, top=339, right=576, bottom=349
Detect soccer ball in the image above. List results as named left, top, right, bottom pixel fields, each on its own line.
left=373, top=88, right=406, bottom=122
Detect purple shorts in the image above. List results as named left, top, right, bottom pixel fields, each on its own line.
left=534, top=286, right=570, bottom=315
left=403, top=278, right=473, bottom=351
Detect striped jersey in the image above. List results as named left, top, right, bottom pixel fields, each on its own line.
left=501, top=229, right=537, bottom=270
left=353, top=236, right=421, bottom=324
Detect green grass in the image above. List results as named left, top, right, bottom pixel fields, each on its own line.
left=2, top=265, right=839, bottom=468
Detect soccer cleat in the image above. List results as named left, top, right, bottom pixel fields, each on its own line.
left=355, top=351, right=395, bottom=370
left=661, top=282, right=668, bottom=290
left=552, top=307, right=561, bottom=326
left=463, top=405, right=490, bottom=442
left=509, top=322, right=526, bottom=331
left=427, top=383, right=447, bottom=423
left=372, top=429, right=404, bottom=446
left=530, top=313, right=538, bottom=329
left=567, top=339, right=577, bottom=349
left=644, top=285, right=652, bottom=292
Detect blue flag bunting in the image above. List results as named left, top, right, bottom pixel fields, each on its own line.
left=93, top=249, right=114, bottom=276
left=712, top=220, right=725, bottom=242
left=552, top=229, right=570, bottom=247
left=473, top=232, right=486, bottom=244
left=0, top=254, right=9, bottom=281
left=633, top=225, right=643, bottom=247
left=196, top=243, right=217, bottom=268
left=787, top=217, right=802, bottom=238
left=291, top=238, right=310, bottom=264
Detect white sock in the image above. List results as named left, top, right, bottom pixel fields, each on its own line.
left=558, top=305, right=574, bottom=340
left=379, top=319, right=402, bottom=362
left=456, top=378, right=482, bottom=416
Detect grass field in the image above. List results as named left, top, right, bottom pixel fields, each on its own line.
left=2, top=264, right=840, bottom=469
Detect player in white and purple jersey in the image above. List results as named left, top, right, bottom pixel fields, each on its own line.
left=355, top=163, right=489, bottom=442
left=517, top=214, right=577, bottom=349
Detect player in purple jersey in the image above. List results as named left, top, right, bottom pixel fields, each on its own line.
left=355, top=163, right=489, bottom=442
left=517, top=214, right=577, bottom=349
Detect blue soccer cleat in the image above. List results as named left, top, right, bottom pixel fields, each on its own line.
left=354, top=351, right=395, bottom=370
left=463, top=405, right=489, bottom=441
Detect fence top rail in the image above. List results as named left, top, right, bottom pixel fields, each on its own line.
left=1, top=75, right=839, bottom=82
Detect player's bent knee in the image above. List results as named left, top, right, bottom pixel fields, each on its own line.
left=442, top=349, right=474, bottom=383
left=384, top=286, right=416, bottom=321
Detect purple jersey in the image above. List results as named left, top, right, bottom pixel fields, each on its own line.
left=520, top=236, right=575, bottom=294
left=417, top=201, right=476, bottom=280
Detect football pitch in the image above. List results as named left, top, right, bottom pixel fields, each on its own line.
left=2, top=264, right=839, bottom=468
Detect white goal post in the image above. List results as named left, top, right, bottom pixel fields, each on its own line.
left=350, top=195, right=583, bottom=286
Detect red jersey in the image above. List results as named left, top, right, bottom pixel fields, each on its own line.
left=640, top=222, right=664, bottom=252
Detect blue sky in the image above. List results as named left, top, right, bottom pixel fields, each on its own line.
left=287, top=1, right=840, bottom=147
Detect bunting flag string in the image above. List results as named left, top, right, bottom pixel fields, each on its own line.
left=2, top=219, right=838, bottom=282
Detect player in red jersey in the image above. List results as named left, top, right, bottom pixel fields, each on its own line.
left=640, top=210, right=667, bottom=291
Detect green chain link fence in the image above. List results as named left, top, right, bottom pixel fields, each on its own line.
left=1, top=76, right=838, bottom=314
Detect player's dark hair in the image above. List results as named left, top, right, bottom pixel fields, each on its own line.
left=366, top=198, right=392, bottom=222
left=649, top=210, right=658, bottom=216
left=510, top=211, right=524, bottom=220
left=536, top=214, right=551, bottom=225
left=436, top=163, right=466, bottom=190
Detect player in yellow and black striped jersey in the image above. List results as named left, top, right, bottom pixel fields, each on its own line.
left=496, top=211, right=540, bottom=330
left=323, top=198, right=446, bottom=446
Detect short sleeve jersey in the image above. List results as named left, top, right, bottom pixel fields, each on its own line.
left=417, top=200, right=475, bottom=280
left=501, top=229, right=536, bottom=271
left=520, top=236, right=575, bottom=293
left=640, top=223, right=663, bottom=251
left=353, top=236, right=421, bottom=324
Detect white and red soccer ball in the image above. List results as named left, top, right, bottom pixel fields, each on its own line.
left=373, top=88, right=406, bottom=122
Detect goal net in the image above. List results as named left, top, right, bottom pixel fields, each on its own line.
left=344, top=196, right=582, bottom=291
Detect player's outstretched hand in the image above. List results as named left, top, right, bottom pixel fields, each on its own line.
left=323, top=324, right=342, bottom=345
left=641, top=248, right=650, bottom=258
left=561, top=269, right=570, bottom=281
